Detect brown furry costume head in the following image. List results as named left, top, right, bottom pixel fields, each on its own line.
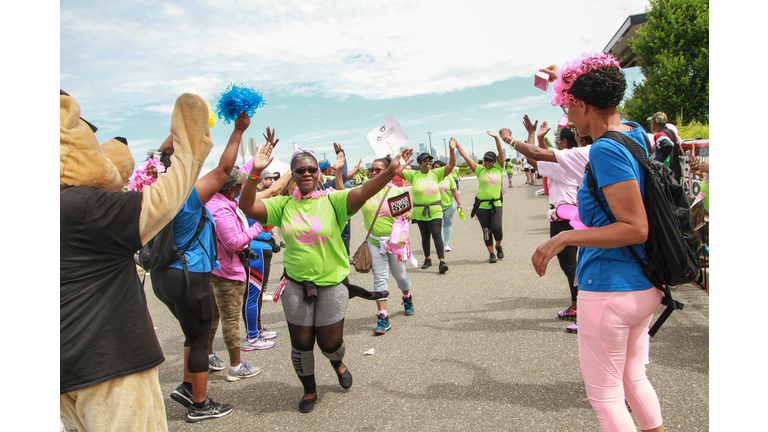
left=60, top=95, right=135, bottom=191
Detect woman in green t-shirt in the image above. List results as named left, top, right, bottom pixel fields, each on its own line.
left=239, top=146, right=414, bottom=414
left=360, top=156, right=414, bottom=335
left=397, top=140, right=456, bottom=273
left=454, top=131, right=506, bottom=263
left=432, top=160, right=462, bottom=251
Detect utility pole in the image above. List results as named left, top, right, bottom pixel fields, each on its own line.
left=471, top=138, right=474, bottom=162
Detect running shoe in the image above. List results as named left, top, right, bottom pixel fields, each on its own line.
left=243, top=336, right=275, bottom=351
left=489, top=253, right=497, bottom=263
left=226, top=362, right=262, bottom=381
left=557, top=307, right=577, bottom=321
left=402, top=295, right=414, bottom=316
left=186, top=397, right=233, bottom=423
left=566, top=322, right=578, bottom=333
left=439, top=261, right=449, bottom=273
left=421, top=258, right=432, bottom=269
left=170, top=383, right=193, bottom=408
left=258, top=328, right=278, bottom=340
left=496, top=246, right=504, bottom=259
left=444, top=245, right=451, bottom=252
left=208, top=353, right=225, bottom=371
left=374, top=313, right=391, bottom=335
left=279, top=241, right=286, bottom=249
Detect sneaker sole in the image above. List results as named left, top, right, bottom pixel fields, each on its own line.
left=170, top=391, right=193, bottom=408
left=404, top=311, right=414, bottom=316
left=558, top=315, right=577, bottom=321
left=226, top=370, right=262, bottom=381
left=373, top=328, right=390, bottom=335
left=243, top=344, right=275, bottom=351
left=186, top=408, right=233, bottom=422
left=209, top=365, right=225, bottom=371
left=566, top=328, right=578, bottom=334
left=439, top=266, right=448, bottom=273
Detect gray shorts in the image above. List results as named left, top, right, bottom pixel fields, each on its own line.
left=281, top=279, right=348, bottom=327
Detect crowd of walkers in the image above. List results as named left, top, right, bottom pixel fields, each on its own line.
left=62, top=52, right=685, bottom=432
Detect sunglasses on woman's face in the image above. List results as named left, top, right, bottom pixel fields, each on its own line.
left=294, top=167, right=319, bottom=175
left=368, top=168, right=383, bottom=173
left=483, top=158, right=495, bottom=163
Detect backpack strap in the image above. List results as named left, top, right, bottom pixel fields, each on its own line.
left=177, top=208, right=211, bottom=323
left=586, top=129, right=683, bottom=337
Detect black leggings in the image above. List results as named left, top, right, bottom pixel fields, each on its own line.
left=550, top=220, right=578, bottom=302
left=415, top=218, right=444, bottom=260
left=475, top=207, right=504, bottom=247
left=151, top=268, right=214, bottom=374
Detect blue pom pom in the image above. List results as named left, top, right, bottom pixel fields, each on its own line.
left=215, top=84, right=266, bottom=124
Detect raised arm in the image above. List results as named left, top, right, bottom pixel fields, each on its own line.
left=444, top=139, right=457, bottom=177
left=347, top=149, right=415, bottom=214
left=334, top=151, right=346, bottom=190
left=486, top=130, right=505, bottom=167
left=195, top=112, right=250, bottom=204
left=138, top=94, right=214, bottom=244
left=238, top=133, right=277, bottom=223
left=453, top=138, right=477, bottom=173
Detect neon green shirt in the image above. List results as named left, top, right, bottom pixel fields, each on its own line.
left=263, top=190, right=354, bottom=285
left=438, top=176, right=455, bottom=210
left=401, top=167, right=445, bottom=221
left=505, top=161, right=514, bottom=174
left=362, top=185, right=404, bottom=247
left=474, top=162, right=503, bottom=210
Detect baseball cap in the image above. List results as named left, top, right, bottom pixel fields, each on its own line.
left=416, top=153, right=433, bottom=164
left=647, top=112, right=668, bottom=124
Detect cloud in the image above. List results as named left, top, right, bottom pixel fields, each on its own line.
left=61, top=0, right=649, bottom=111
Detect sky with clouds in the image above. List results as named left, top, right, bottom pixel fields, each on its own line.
left=61, top=0, right=650, bottom=171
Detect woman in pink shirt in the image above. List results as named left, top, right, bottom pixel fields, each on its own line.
left=206, top=168, right=271, bottom=383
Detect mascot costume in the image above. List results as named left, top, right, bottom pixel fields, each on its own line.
left=60, top=91, right=213, bottom=431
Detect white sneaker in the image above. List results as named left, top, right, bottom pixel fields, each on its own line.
left=243, top=337, right=275, bottom=351
left=444, top=245, right=451, bottom=252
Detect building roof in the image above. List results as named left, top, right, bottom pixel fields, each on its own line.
left=603, top=13, right=647, bottom=68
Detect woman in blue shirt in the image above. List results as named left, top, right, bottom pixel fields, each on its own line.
left=531, top=54, right=664, bottom=432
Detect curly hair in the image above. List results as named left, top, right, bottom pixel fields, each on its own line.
left=550, top=52, right=625, bottom=109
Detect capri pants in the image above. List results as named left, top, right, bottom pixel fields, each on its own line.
left=368, top=241, right=411, bottom=301
left=442, top=201, right=457, bottom=246
left=415, top=218, right=444, bottom=259
left=578, top=288, right=664, bottom=431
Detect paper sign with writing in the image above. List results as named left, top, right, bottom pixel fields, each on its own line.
left=387, top=191, right=412, bottom=217
left=367, top=115, right=409, bottom=157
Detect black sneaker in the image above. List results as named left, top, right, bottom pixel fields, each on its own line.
left=496, top=246, right=504, bottom=259
left=186, top=397, right=234, bottom=422
left=421, top=258, right=432, bottom=269
left=489, top=253, right=497, bottom=263
left=170, top=383, right=193, bottom=408
left=439, top=261, right=449, bottom=273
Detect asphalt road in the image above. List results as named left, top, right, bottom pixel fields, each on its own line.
left=62, top=176, right=709, bottom=431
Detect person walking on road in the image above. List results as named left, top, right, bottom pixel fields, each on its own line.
left=454, top=131, right=506, bottom=263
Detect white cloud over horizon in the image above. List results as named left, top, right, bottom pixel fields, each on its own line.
left=61, top=0, right=649, bottom=119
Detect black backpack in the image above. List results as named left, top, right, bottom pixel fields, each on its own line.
left=137, top=208, right=210, bottom=272
left=585, top=130, right=701, bottom=336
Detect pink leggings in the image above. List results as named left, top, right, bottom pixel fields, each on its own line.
left=578, top=288, right=663, bottom=431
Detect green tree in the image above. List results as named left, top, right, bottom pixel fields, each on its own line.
left=622, top=0, right=709, bottom=125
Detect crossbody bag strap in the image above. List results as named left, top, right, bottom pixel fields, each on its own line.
left=364, top=187, right=391, bottom=241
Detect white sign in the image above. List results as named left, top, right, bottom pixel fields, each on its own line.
left=366, top=115, right=409, bottom=157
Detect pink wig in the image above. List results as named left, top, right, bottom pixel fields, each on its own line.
left=550, top=52, right=622, bottom=107
left=127, top=158, right=166, bottom=191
